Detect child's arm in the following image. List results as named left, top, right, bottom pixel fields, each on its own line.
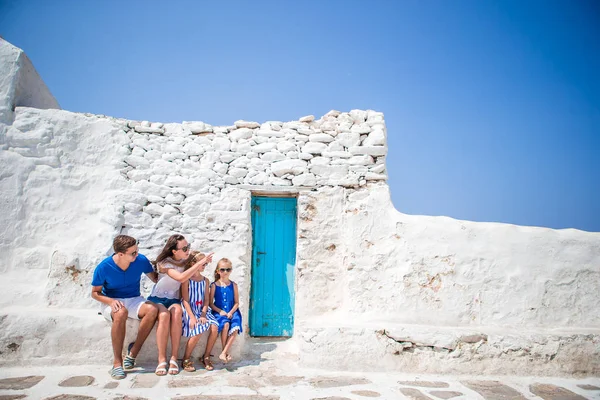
left=209, top=283, right=227, bottom=316
left=199, top=277, right=211, bottom=325
left=181, top=280, right=197, bottom=327
left=227, top=282, right=240, bottom=319
left=161, top=253, right=214, bottom=283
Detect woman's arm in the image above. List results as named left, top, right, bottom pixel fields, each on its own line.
left=161, top=253, right=213, bottom=283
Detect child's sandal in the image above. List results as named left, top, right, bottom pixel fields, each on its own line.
left=202, top=355, right=214, bottom=371
left=182, top=358, right=196, bottom=372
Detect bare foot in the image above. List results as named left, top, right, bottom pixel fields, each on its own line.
left=219, top=352, right=228, bottom=363
left=226, top=353, right=232, bottom=361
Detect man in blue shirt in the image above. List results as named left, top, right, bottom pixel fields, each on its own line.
left=92, top=235, right=160, bottom=379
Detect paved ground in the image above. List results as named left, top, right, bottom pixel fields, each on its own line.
left=1, top=355, right=599, bottom=400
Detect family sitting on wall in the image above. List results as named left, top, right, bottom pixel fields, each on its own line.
left=91, top=234, right=243, bottom=380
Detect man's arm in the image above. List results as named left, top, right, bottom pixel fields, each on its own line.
left=145, top=272, right=158, bottom=283
left=91, top=286, right=124, bottom=312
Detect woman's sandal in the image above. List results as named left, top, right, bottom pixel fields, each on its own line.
left=155, top=361, right=168, bottom=376
left=182, top=358, right=196, bottom=372
left=202, top=355, right=214, bottom=371
left=168, top=359, right=179, bottom=375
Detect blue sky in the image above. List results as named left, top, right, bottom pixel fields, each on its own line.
left=1, top=0, right=599, bottom=231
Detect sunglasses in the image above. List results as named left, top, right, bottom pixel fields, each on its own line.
left=127, top=250, right=138, bottom=257
left=219, top=268, right=232, bottom=272
left=177, top=244, right=191, bottom=252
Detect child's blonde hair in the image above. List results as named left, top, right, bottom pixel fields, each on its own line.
left=184, top=251, right=206, bottom=271
left=214, top=258, right=232, bottom=282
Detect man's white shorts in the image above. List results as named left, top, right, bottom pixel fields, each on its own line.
left=100, top=296, right=148, bottom=322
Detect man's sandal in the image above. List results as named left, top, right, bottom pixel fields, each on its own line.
left=109, top=366, right=126, bottom=380
left=123, top=342, right=135, bottom=370
left=202, top=355, right=214, bottom=371
left=168, top=359, right=179, bottom=375
left=182, top=358, right=196, bottom=372
left=155, top=361, right=168, bottom=376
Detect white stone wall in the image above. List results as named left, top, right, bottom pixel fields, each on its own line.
left=0, top=104, right=598, bottom=375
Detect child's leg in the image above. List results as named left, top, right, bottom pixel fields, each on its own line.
left=203, top=324, right=218, bottom=359
left=222, top=330, right=238, bottom=360
left=219, top=322, right=230, bottom=362
left=183, top=335, right=201, bottom=361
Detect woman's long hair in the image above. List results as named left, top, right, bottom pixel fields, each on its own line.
left=154, top=234, right=185, bottom=267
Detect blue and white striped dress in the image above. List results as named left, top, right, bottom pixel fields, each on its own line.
left=181, top=278, right=218, bottom=337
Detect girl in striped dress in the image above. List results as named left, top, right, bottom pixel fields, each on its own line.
left=181, top=251, right=219, bottom=371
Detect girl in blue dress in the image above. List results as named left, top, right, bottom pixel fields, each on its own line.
left=180, top=251, right=219, bottom=371
left=209, top=258, right=243, bottom=363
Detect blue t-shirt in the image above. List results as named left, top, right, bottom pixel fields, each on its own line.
left=91, top=254, right=154, bottom=299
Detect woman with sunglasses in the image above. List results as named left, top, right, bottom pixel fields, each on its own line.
left=209, top=258, right=243, bottom=363
left=147, top=234, right=213, bottom=375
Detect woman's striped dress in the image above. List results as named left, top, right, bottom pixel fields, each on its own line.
left=181, top=278, right=218, bottom=337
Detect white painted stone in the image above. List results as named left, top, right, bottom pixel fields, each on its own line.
left=261, top=151, right=286, bottom=162
left=283, top=121, right=308, bottom=130
left=165, top=193, right=185, bottom=204
left=327, top=141, right=344, bottom=152
left=213, top=137, right=231, bottom=151
left=234, top=120, right=260, bottom=129
left=126, top=169, right=152, bottom=181
left=350, top=109, right=368, bottom=123
left=236, top=141, right=252, bottom=153
left=322, top=151, right=352, bottom=158
left=310, top=157, right=330, bottom=166
left=229, top=128, right=254, bottom=141
left=363, top=129, right=385, bottom=146
left=164, top=175, right=190, bottom=187
left=370, top=164, right=386, bottom=174
left=270, top=177, right=292, bottom=186
left=349, top=146, right=387, bottom=156
left=131, top=147, right=145, bottom=157
left=183, top=142, right=204, bottom=156
left=365, top=172, right=387, bottom=180
left=350, top=123, right=371, bottom=134
left=294, top=135, right=309, bottom=142
left=219, top=152, right=236, bottom=163
left=308, top=133, right=334, bottom=143
left=253, top=143, right=277, bottom=153
left=286, top=151, right=299, bottom=159
left=228, top=167, right=248, bottom=178
left=297, top=128, right=313, bottom=136
left=348, top=155, right=374, bottom=166
left=182, top=121, right=212, bottom=134
left=310, top=164, right=349, bottom=179
left=134, top=126, right=165, bottom=134
left=336, top=132, right=361, bottom=148
left=247, top=171, right=268, bottom=185
left=292, top=173, right=316, bottom=186
left=256, top=129, right=285, bottom=138
left=302, top=142, right=327, bottom=155
left=299, top=152, right=313, bottom=160
left=271, top=159, right=308, bottom=177
left=125, top=155, right=150, bottom=168
left=277, top=141, right=297, bottom=153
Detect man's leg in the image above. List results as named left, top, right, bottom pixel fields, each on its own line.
left=129, top=302, right=159, bottom=358
left=111, top=307, right=129, bottom=368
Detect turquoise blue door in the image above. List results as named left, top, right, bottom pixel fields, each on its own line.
left=250, top=196, right=297, bottom=337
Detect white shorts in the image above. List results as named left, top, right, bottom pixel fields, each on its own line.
left=100, top=296, right=148, bottom=322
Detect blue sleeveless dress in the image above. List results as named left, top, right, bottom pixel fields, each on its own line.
left=211, top=282, right=243, bottom=336
left=181, top=278, right=218, bottom=337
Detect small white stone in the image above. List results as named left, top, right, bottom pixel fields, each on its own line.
left=256, top=129, right=285, bottom=138
left=261, top=151, right=286, bottom=162
left=253, top=143, right=277, bottom=153
left=286, top=151, right=299, bottom=159
left=294, top=135, right=309, bottom=143
left=229, top=167, right=248, bottom=178
left=234, top=120, right=260, bottom=129
left=348, top=155, right=374, bottom=166
left=336, top=132, right=361, bottom=148
left=327, top=141, right=344, bottom=152
left=213, top=137, right=231, bottom=151
left=247, top=172, right=268, bottom=185
left=165, top=175, right=190, bottom=187
left=325, top=110, right=341, bottom=117
left=370, top=164, right=385, bottom=174
left=299, top=152, right=313, bottom=160
left=362, top=128, right=385, bottom=146
left=165, top=193, right=185, bottom=204
left=270, top=177, right=292, bottom=186
left=271, top=159, right=308, bottom=177
left=183, top=142, right=204, bottom=156
left=297, top=128, right=313, bottom=136
left=322, top=151, right=352, bottom=158
left=125, top=155, right=150, bottom=168
left=302, top=142, right=327, bottom=155
left=229, top=127, right=254, bottom=141
left=299, top=115, right=315, bottom=123
left=349, top=146, right=387, bottom=156
left=351, top=123, right=371, bottom=134
left=292, top=173, right=316, bottom=186
left=310, top=157, right=330, bottom=166
left=308, top=133, right=334, bottom=143
left=365, top=172, right=387, bottom=181
left=131, top=147, right=145, bottom=157
left=350, top=109, right=368, bottom=123
left=277, top=141, right=297, bottom=153
left=219, top=152, right=236, bottom=163
left=213, top=162, right=228, bottom=175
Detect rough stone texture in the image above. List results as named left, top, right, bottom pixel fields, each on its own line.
left=173, top=397, right=278, bottom=400
left=309, top=377, right=371, bottom=388
left=311, top=398, right=351, bottom=400
left=398, top=381, right=450, bottom=388
left=577, top=384, right=600, bottom=390
left=43, top=396, right=96, bottom=400
left=58, top=375, right=95, bottom=387
left=112, top=396, right=148, bottom=400
left=104, top=381, right=119, bottom=389
left=263, top=375, right=303, bottom=386
left=0, top=395, right=27, bottom=400
left=429, top=391, right=464, bottom=399
left=0, top=375, right=44, bottom=389
left=529, top=383, right=587, bottom=400
left=168, top=375, right=216, bottom=388
left=350, top=390, right=381, bottom=397
left=461, top=381, right=527, bottom=399
left=130, top=373, right=159, bottom=389
left=399, top=388, right=434, bottom=400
